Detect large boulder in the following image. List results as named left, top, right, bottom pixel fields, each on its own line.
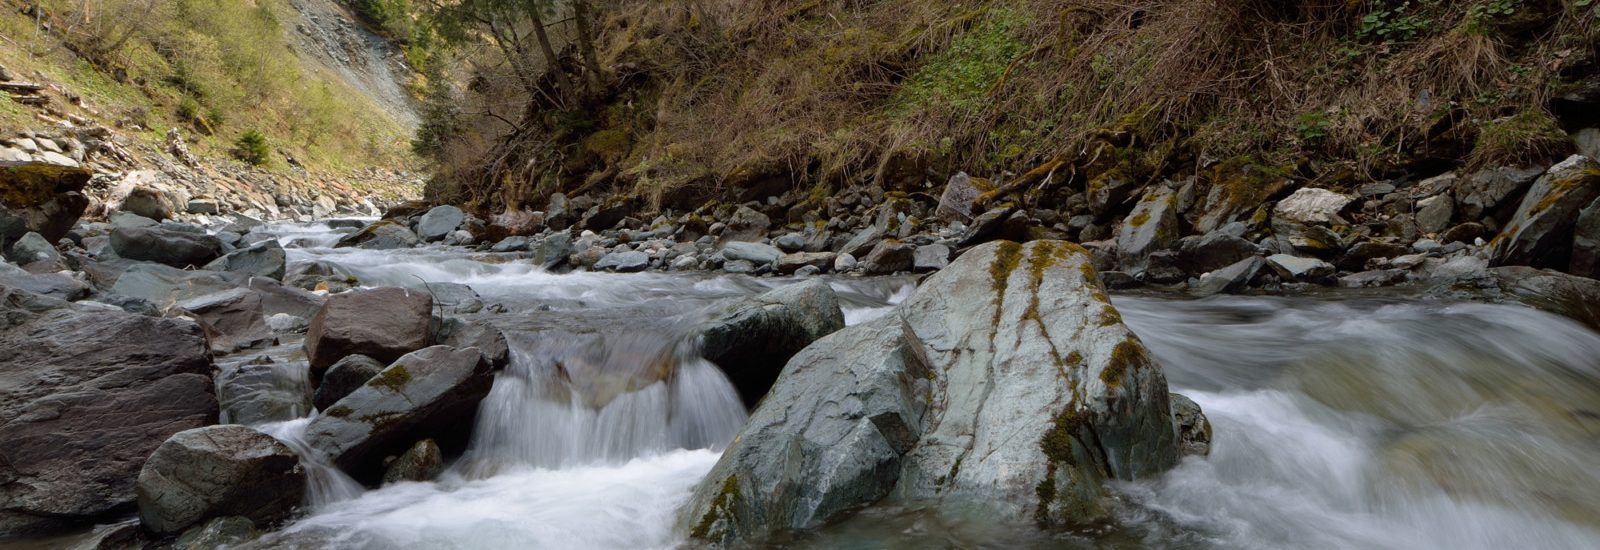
left=303, top=287, right=433, bottom=383
left=1454, top=165, right=1544, bottom=220
left=335, top=221, right=419, bottom=250
left=1489, top=155, right=1600, bottom=269
left=1116, top=186, right=1180, bottom=272
left=684, top=241, right=1183, bottom=544
left=135, top=425, right=305, bottom=535
left=416, top=205, right=465, bottom=241
left=0, top=161, right=91, bottom=243
left=217, top=360, right=312, bottom=425
left=204, top=241, right=287, bottom=281
left=177, top=288, right=274, bottom=354
left=694, top=279, right=845, bottom=406
left=0, top=308, right=216, bottom=536
left=306, top=346, right=494, bottom=481
left=110, top=226, right=225, bottom=268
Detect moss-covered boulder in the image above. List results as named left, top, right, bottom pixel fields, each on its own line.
left=0, top=161, right=91, bottom=244
left=1489, top=155, right=1600, bottom=269
left=682, top=240, right=1185, bottom=545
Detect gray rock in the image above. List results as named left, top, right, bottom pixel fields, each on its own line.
left=1339, top=269, right=1409, bottom=288
left=936, top=172, right=983, bottom=222
left=416, top=205, right=466, bottom=241
left=5, top=231, right=58, bottom=265
left=177, top=288, right=274, bottom=353
left=433, top=317, right=511, bottom=368
left=218, top=361, right=311, bottom=425
left=595, top=250, right=650, bottom=272
left=694, top=279, right=845, bottom=405
left=307, top=346, right=494, bottom=481
left=1576, top=128, right=1600, bottom=162
left=313, top=354, right=386, bottom=412
left=1338, top=241, right=1410, bottom=272
left=136, top=425, right=305, bottom=535
left=491, top=236, right=530, bottom=252
left=110, top=212, right=158, bottom=229
left=186, top=198, right=221, bottom=215
left=1416, top=194, right=1455, bottom=234
left=335, top=221, right=419, bottom=250
left=1116, top=186, right=1180, bottom=272
left=0, top=271, right=90, bottom=301
left=773, top=233, right=805, bottom=252
left=722, top=259, right=757, bottom=274
left=793, top=265, right=821, bottom=277
left=426, top=282, right=484, bottom=314
left=683, top=241, right=1182, bottom=545
left=860, top=240, right=916, bottom=274
left=382, top=439, right=444, bottom=484
left=957, top=206, right=1017, bottom=247
left=833, top=253, right=857, bottom=272
left=284, top=260, right=358, bottom=292
left=1455, top=165, right=1545, bottom=220
left=0, top=163, right=91, bottom=244
left=203, top=241, right=287, bottom=281
left=110, top=226, right=224, bottom=267
left=671, top=254, right=700, bottom=270
left=1267, top=254, right=1335, bottom=282
left=1194, top=256, right=1264, bottom=296
left=839, top=226, right=883, bottom=258
left=724, top=206, right=771, bottom=243
left=1413, top=239, right=1443, bottom=253
left=722, top=241, right=782, bottom=266
left=1572, top=196, right=1600, bottom=279
left=1274, top=187, right=1354, bottom=225
left=119, top=187, right=179, bottom=221
left=912, top=244, right=951, bottom=272
left=1177, top=225, right=1258, bottom=274
left=1170, top=394, right=1212, bottom=457
left=776, top=252, right=835, bottom=274
left=304, top=287, right=433, bottom=383
left=1489, top=155, right=1600, bottom=269
left=0, top=308, right=216, bottom=536
left=173, top=516, right=257, bottom=550
left=536, top=232, right=573, bottom=269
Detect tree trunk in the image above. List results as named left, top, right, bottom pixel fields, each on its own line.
left=572, top=0, right=605, bottom=97
left=529, top=10, right=574, bottom=105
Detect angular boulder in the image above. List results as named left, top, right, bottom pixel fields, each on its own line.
left=694, top=279, right=845, bottom=406
left=1489, top=155, right=1600, bottom=269
left=1116, top=186, right=1180, bottom=272
left=204, top=241, right=287, bottom=281
left=1267, top=254, right=1336, bottom=283
left=335, top=221, right=419, bottom=250
left=382, top=439, right=444, bottom=484
left=1573, top=197, right=1600, bottom=279
left=684, top=241, right=1183, bottom=545
left=595, top=250, right=650, bottom=272
left=0, top=309, right=216, bottom=536
left=135, top=425, right=305, bottom=535
left=776, top=252, right=836, bottom=275
left=723, top=206, right=771, bottom=243
left=110, top=226, right=225, bottom=268
left=306, top=346, right=494, bottom=481
left=1454, top=165, right=1544, bottom=220
left=312, top=354, right=386, bottom=412
left=177, top=288, right=274, bottom=354
left=303, top=287, right=433, bottom=383
left=0, top=161, right=91, bottom=243
left=217, top=360, right=312, bottom=425
left=859, top=240, right=916, bottom=275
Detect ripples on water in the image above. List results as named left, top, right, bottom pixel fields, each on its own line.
left=235, top=225, right=1600, bottom=549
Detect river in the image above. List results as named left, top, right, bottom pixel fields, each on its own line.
left=222, top=222, right=1600, bottom=549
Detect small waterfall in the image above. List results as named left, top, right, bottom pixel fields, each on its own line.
left=260, top=417, right=365, bottom=508
left=456, top=330, right=747, bottom=477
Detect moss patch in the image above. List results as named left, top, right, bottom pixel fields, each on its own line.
left=690, top=475, right=740, bottom=540
left=368, top=365, right=413, bottom=393
left=324, top=405, right=354, bottom=418
left=1100, top=339, right=1142, bottom=389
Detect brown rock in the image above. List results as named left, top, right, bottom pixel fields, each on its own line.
left=304, top=287, right=432, bottom=384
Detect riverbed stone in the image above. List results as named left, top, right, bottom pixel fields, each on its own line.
left=1117, top=186, right=1180, bottom=272
left=1194, top=256, right=1264, bottom=296
left=306, top=346, right=494, bottom=482
left=203, top=241, right=287, bottom=281
left=218, top=360, right=310, bottom=425
left=694, top=279, right=845, bottom=406
left=173, top=516, right=258, bottom=550
left=335, top=221, right=419, bottom=250
left=860, top=240, right=916, bottom=274
left=136, top=425, right=305, bottom=535
left=1170, top=394, right=1212, bottom=457
left=0, top=308, right=215, bottom=536
left=177, top=287, right=274, bottom=353
left=304, top=287, right=433, bottom=383
left=417, top=205, right=466, bottom=241
left=776, top=252, right=835, bottom=274
left=912, top=244, right=951, bottom=272
left=382, top=439, right=444, bottom=484
left=840, top=226, right=883, bottom=258
left=1570, top=196, right=1600, bottom=279
left=1416, top=194, right=1455, bottom=234
left=312, top=354, right=385, bottom=412
left=1267, top=254, right=1335, bottom=283
left=1455, top=165, right=1545, bottom=220
left=4, top=231, right=57, bottom=266
left=1274, top=187, right=1354, bottom=225
left=724, top=206, right=771, bottom=243
left=1489, top=155, right=1600, bottom=269
left=595, top=250, right=650, bottom=272
left=110, top=226, right=224, bottom=268
left=721, top=241, right=782, bottom=266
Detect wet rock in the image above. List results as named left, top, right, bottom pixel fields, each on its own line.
left=859, top=240, right=915, bottom=274
left=1480, top=267, right=1600, bottom=332
left=416, top=205, right=465, bottom=241
left=721, top=241, right=782, bottom=266
left=685, top=241, right=1182, bottom=545
left=0, top=270, right=90, bottom=301
left=580, top=200, right=632, bottom=232
left=956, top=206, right=1016, bottom=248
left=0, top=163, right=92, bottom=243
left=204, top=241, right=287, bottom=281
left=1415, top=194, right=1455, bottom=234
left=382, top=439, right=444, bottom=484
left=312, top=354, right=386, bottom=412
left=136, top=425, right=305, bottom=535
left=1177, top=224, right=1258, bottom=274
left=1338, top=241, right=1410, bottom=272
left=306, top=346, right=494, bottom=482
left=1455, top=165, right=1545, bottom=220
left=773, top=233, right=805, bottom=252
left=491, top=236, right=530, bottom=252
left=776, top=252, right=835, bottom=274
left=1489, top=155, right=1600, bottom=269
left=218, top=361, right=310, bottom=425
left=433, top=317, right=511, bottom=369
left=177, top=288, right=274, bottom=354
left=1098, top=270, right=1140, bottom=290
left=335, top=221, right=419, bottom=250
left=4, top=231, right=57, bottom=265
left=536, top=232, right=573, bottom=270
left=1194, top=256, right=1264, bottom=296
left=695, top=279, right=845, bottom=406
left=425, top=282, right=484, bottom=314
left=723, top=206, right=771, bottom=243
left=0, top=309, right=214, bottom=536
left=1440, top=222, right=1487, bottom=245
left=284, top=260, right=358, bottom=292
left=1116, top=186, right=1180, bottom=272
left=722, top=259, right=757, bottom=274
left=595, top=250, right=650, bottom=272
left=834, top=253, right=857, bottom=272
left=1169, top=394, right=1212, bottom=457
left=912, top=244, right=951, bottom=272
left=110, top=226, right=224, bottom=268
left=173, top=516, right=257, bottom=550
left=1266, top=254, right=1335, bottom=283
left=1339, top=269, right=1410, bottom=288
left=120, top=187, right=179, bottom=221
left=304, top=287, right=432, bottom=383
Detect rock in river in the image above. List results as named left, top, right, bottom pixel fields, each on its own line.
left=136, top=425, right=305, bottom=535
left=693, top=279, right=845, bottom=406
left=304, top=287, right=433, bottom=383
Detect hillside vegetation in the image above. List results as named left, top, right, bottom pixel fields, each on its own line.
left=0, top=0, right=416, bottom=172
left=418, top=0, right=1599, bottom=215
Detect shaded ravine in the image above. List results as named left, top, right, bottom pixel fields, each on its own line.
left=232, top=223, right=1600, bottom=549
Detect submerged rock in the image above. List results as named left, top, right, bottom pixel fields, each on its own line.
left=684, top=241, right=1184, bottom=545
left=136, top=425, right=305, bottom=535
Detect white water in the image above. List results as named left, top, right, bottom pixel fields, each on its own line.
left=234, top=225, right=1600, bottom=549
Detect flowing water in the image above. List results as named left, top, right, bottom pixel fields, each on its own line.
left=199, top=224, right=1600, bottom=548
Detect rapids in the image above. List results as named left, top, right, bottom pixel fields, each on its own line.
left=211, top=223, right=1600, bottom=548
